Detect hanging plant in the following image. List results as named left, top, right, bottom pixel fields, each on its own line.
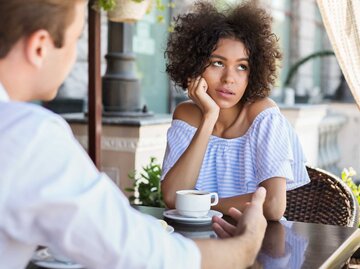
left=96, top=0, right=174, bottom=23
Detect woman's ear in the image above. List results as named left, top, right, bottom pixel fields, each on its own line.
left=24, top=30, right=52, bottom=68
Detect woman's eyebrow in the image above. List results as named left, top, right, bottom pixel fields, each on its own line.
left=210, top=54, right=249, bottom=61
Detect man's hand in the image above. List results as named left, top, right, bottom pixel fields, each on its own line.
left=196, top=188, right=267, bottom=269
left=212, top=187, right=267, bottom=238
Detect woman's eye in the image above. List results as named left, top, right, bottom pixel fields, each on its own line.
left=212, top=61, right=223, bottom=67
left=237, top=64, right=248, bottom=71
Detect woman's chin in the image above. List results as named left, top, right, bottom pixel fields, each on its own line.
left=216, top=100, right=241, bottom=110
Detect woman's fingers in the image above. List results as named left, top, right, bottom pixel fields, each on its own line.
left=190, top=77, right=208, bottom=103
left=187, top=76, right=218, bottom=117
left=194, top=77, right=207, bottom=94
left=200, top=78, right=208, bottom=91
left=187, top=76, right=201, bottom=99
left=195, top=76, right=204, bottom=90
left=188, top=76, right=205, bottom=92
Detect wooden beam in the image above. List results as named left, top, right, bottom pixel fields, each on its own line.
left=88, top=0, right=102, bottom=168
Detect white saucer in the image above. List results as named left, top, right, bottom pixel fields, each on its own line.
left=166, top=225, right=175, bottom=234
left=180, top=230, right=217, bottom=239
left=34, top=261, right=84, bottom=269
left=32, top=248, right=84, bottom=269
left=163, top=209, right=223, bottom=225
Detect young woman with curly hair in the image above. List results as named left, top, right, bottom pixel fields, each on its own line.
left=160, top=1, right=310, bottom=220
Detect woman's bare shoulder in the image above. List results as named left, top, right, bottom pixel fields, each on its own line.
left=246, top=98, right=278, bottom=122
left=173, top=100, right=202, bottom=127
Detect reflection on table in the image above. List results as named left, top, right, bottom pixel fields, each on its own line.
left=27, top=214, right=360, bottom=269
left=257, top=221, right=308, bottom=269
left=168, top=217, right=360, bottom=269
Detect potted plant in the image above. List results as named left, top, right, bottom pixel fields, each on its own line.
left=341, top=167, right=360, bottom=226
left=340, top=167, right=360, bottom=260
left=96, top=0, right=172, bottom=23
left=125, top=157, right=165, bottom=218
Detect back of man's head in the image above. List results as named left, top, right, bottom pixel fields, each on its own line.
left=0, top=0, right=85, bottom=59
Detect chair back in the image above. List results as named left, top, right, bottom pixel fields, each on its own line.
left=284, top=166, right=359, bottom=227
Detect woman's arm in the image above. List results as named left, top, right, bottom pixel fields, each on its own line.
left=213, top=177, right=286, bottom=221
left=162, top=77, right=219, bottom=208
left=161, top=106, right=218, bottom=208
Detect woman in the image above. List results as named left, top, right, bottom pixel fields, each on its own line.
left=161, top=1, right=310, bottom=220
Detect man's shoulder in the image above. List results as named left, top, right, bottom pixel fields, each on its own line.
left=1, top=101, right=63, bottom=122
left=0, top=101, right=69, bottom=135
left=0, top=102, right=74, bottom=184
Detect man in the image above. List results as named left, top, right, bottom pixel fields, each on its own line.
left=0, top=1, right=267, bottom=268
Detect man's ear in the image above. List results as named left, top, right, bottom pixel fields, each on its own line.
left=24, top=30, right=53, bottom=68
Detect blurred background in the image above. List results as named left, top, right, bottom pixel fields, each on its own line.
left=42, top=0, right=360, bottom=190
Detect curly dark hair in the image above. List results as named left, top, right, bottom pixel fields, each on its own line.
left=165, top=1, right=282, bottom=103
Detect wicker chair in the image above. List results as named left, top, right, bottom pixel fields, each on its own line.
left=284, top=166, right=359, bottom=227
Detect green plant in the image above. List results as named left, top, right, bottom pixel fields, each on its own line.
left=97, top=0, right=116, bottom=11
left=96, top=0, right=174, bottom=23
left=341, top=167, right=360, bottom=226
left=284, top=50, right=335, bottom=87
left=341, top=167, right=360, bottom=204
left=126, top=157, right=165, bottom=207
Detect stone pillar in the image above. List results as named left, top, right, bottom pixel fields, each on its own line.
left=329, top=103, right=360, bottom=181
left=280, top=104, right=328, bottom=166
left=102, top=21, right=152, bottom=116
left=64, top=114, right=171, bottom=195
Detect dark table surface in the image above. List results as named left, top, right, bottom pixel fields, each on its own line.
left=168, top=218, right=360, bottom=269
left=28, top=216, right=360, bottom=269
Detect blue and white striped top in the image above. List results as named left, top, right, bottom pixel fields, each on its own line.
left=161, top=107, right=310, bottom=198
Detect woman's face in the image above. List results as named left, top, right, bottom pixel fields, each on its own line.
left=201, top=38, right=250, bottom=109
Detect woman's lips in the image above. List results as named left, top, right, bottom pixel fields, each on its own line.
left=216, top=88, right=235, bottom=97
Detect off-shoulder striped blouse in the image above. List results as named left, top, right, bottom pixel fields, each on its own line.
left=161, top=107, right=310, bottom=198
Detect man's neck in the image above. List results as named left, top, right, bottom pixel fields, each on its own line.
left=0, top=63, right=31, bottom=102
left=0, top=81, right=10, bottom=102
left=0, top=40, right=35, bottom=102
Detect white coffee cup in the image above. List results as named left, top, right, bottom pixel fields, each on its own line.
left=175, top=190, right=219, bottom=218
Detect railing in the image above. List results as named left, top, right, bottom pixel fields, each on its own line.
left=317, top=113, right=347, bottom=175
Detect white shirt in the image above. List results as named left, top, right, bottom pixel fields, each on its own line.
left=0, top=83, right=201, bottom=269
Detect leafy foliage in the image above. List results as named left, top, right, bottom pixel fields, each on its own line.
left=341, top=167, right=360, bottom=226
left=97, top=0, right=116, bottom=11
left=125, top=157, right=165, bottom=207
left=341, top=167, right=360, bottom=204
left=96, top=0, right=175, bottom=23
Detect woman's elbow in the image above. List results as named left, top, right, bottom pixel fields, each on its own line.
left=163, top=195, right=175, bottom=209
left=264, top=200, right=286, bottom=221
left=265, top=209, right=285, bottom=221
left=162, top=191, right=176, bottom=209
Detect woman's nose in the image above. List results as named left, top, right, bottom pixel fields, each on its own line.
left=221, top=68, right=235, bottom=84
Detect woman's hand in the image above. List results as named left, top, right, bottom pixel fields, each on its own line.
left=188, top=76, right=219, bottom=119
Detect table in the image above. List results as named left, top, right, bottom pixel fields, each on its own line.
left=28, top=218, right=360, bottom=269
left=167, top=218, right=360, bottom=269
